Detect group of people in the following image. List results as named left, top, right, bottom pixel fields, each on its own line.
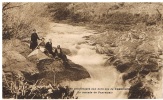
left=30, top=29, right=68, bottom=63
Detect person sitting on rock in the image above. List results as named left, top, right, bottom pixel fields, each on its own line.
left=45, top=39, right=55, bottom=57
left=39, top=38, right=46, bottom=47
left=38, top=38, right=46, bottom=52
left=55, top=45, right=63, bottom=59
left=55, top=45, right=69, bottom=67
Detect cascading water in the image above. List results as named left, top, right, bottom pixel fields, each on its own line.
left=45, top=23, right=129, bottom=99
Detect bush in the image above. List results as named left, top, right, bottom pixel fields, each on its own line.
left=2, top=2, right=50, bottom=40
left=47, top=3, right=163, bottom=28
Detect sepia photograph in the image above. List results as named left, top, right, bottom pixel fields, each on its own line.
left=2, top=2, right=163, bottom=99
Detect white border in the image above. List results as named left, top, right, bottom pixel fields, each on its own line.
left=0, top=2, right=2, bottom=100
left=1, top=1, right=163, bottom=100
left=1, top=0, right=163, bottom=2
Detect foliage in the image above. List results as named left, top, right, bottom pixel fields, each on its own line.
left=47, top=2, right=163, bottom=28
left=2, top=2, right=50, bottom=40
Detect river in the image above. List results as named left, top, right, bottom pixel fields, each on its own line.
left=45, top=23, right=129, bottom=99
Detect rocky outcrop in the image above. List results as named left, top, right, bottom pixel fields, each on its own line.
left=3, top=51, right=38, bottom=76
left=88, top=26, right=163, bottom=99
left=3, top=38, right=90, bottom=85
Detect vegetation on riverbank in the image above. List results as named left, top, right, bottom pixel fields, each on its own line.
left=3, top=3, right=50, bottom=40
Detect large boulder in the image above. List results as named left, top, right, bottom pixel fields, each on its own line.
left=56, top=61, right=90, bottom=83
left=37, top=59, right=65, bottom=73
left=27, top=59, right=90, bottom=85
left=3, top=39, right=31, bottom=57
left=3, top=51, right=38, bottom=76
left=27, top=49, right=50, bottom=63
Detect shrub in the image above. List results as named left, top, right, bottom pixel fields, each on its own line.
left=2, top=2, right=50, bottom=40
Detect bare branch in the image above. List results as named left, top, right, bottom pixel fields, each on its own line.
left=3, top=3, right=28, bottom=11
left=2, top=2, right=10, bottom=10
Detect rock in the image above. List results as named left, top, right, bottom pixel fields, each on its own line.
left=116, top=62, right=132, bottom=73
left=25, top=58, right=91, bottom=85
left=104, top=56, right=118, bottom=66
left=62, top=48, right=71, bottom=55
left=27, top=49, right=50, bottom=63
left=21, top=37, right=31, bottom=43
left=121, top=61, right=145, bottom=78
left=88, top=41, right=96, bottom=46
left=5, top=51, right=26, bottom=62
left=56, top=61, right=90, bottom=83
left=116, top=41, right=138, bottom=58
left=95, top=44, right=108, bottom=54
left=128, top=82, right=155, bottom=99
left=3, top=51, right=38, bottom=77
left=137, top=40, right=159, bottom=54
left=143, top=63, right=158, bottom=71
left=139, top=68, right=150, bottom=76
left=82, top=35, right=90, bottom=39
left=37, top=59, right=65, bottom=73
left=3, top=39, right=31, bottom=57
left=122, top=71, right=138, bottom=81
